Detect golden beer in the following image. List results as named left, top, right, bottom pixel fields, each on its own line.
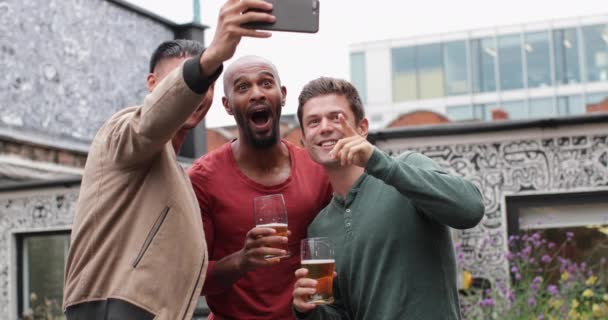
left=302, top=259, right=335, bottom=304
left=257, top=223, right=290, bottom=260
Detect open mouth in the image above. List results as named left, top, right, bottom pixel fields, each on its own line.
left=249, top=106, right=272, bottom=130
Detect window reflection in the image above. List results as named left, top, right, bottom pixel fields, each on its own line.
left=472, top=37, right=497, bottom=93
left=529, top=98, right=555, bottom=119
left=417, top=44, right=445, bottom=99
left=498, top=34, right=524, bottom=91
left=499, top=100, right=528, bottom=119
left=553, top=28, right=581, bottom=85
left=582, top=24, right=608, bottom=82
left=392, top=46, right=418, bottom=102
left=350, top=52, right=367, bottom=103
left=446, top=104, right=473, bottom=121
left=557, top=95, right=585, bottom=116
left=525, top=32, right=552, bottom=88
left=443, top=41, right=469, bottom=95
left=20, top=234, right=69, bottom=320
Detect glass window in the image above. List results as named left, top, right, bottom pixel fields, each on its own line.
left=443, top=41, right=469, bottom=95
left=586, top=92, right=608, bottom=112
left=417, top=44, right=445, bottom=99
left=19, top=233, right=69, bottom=320
left=582, top=24, right=608, bottom=82
left=473, top=103, right=488, bottom=120
left=525, top=32, right=552, bottom=88
left=499, top=100, right=528, bottom=119
left=350, top=52, right=367, bottom=103
left=498, top=34, right=524, bottom=91
left=586, top=92, right=608, bottom=105
left=471, top=37, right=497, bottom=93
left=553, top=28, right=581, bottom=85
left=512, top=194, right=608, bottom=282
left=446, top=104, right=473, bottom=121
left=392, top=46, right=418, bottom=102
left=529, top=97, right=555, bottom=119
left=557, top=95, right=585, bottom=115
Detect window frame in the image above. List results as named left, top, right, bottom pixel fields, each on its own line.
left=16, top=230, right=71, bottom=319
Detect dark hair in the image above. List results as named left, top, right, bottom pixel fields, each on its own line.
left=297, top=77, right=365, bottom=130
left=149, top=39, right=204, bottom=73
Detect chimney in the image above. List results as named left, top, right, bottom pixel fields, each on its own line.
left=491, top=108, right=509, bottom=120
left=586, top=98, right=608, bottom=113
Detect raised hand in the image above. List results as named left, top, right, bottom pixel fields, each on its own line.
left=328, top=114, right=373, bottom=168
left=201, top=0, right=276, bottom=74
left=237, top=226, right=289, bottom=272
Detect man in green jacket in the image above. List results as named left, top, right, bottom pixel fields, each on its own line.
left=292, top=77, right=485, bottom=320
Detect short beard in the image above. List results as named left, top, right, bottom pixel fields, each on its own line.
left=235, top=107, right=281, bottom=149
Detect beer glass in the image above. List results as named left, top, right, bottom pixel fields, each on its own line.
left=300, top=237, right=335, bottom=304
left=254, top=194, right=290, bottom=260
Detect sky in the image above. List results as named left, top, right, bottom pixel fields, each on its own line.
left=127, top=0, right=607, bottom=128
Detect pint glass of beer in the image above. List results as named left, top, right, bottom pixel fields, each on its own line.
left=254, top=194, right=290, bottom=260
left=300, top=237, right=335, bottom=304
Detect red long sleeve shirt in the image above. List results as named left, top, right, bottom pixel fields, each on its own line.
left=188, top=140, right=332, bottom=319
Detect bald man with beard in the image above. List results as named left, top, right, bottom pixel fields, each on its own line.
left=188, top=56, right=332, bottom=320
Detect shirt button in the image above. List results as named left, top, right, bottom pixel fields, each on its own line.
left=346, top=209, right=351, bottom=213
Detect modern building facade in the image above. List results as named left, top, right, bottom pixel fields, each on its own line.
left=350, top=14, right=608, bottom=129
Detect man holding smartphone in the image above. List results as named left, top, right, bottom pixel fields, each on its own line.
left=62, top=1, right=278, bottom=319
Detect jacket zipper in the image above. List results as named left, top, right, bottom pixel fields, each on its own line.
left=132, top=206, right=170, bottom=268
left=182, top=260, right=204, bottom=319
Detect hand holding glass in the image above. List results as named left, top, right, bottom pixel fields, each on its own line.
left=254, top=194, right=290, bottom=260
left=301, top=237, right=335, bottom=304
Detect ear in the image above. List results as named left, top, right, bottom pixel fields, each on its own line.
left=146, top=73, right=156, bottom=93
left=222, top=96, right=233, bottom=115
left=357, top=118, right=369, bottom=138
left=280, top=86, right=287, bottom=107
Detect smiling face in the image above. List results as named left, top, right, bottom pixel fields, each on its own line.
left=301, top=94, right=367, bottom=167
left=222, top=57, right=286, bottom=149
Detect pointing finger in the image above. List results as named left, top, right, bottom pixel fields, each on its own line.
left=338, top=114, right=357, bottom=137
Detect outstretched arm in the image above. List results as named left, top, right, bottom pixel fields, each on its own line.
left=107, top=0, right=276, bottom=167
left=330, top=115, right=484, bottom=229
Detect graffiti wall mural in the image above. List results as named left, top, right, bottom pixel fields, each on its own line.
left=377, top=134, right=608, bottom=283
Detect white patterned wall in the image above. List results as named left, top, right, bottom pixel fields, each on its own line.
left=0, top=186, right=79, bottom=319
left=0, top=0, right=173, bottom=141
left=374, top=123, right=608, bottom=284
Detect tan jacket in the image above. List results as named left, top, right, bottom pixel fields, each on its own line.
left=64, top=57, right=218, bottom=320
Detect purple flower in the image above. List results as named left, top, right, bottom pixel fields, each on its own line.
left=537, top=314, right=544, bottom=320
left=529, top=257, right=536, bottom=264
left=528, top=297, right=536, bottom=306
left=601, top=257, right=607, bottom=265
left=480, top=298, right=495, bottom=308
left=507, top=290, right=516, bottom=302
left=541, top=254, right=552, bottom=264
left=566, top=232, right=574, bottom=241
left=515, top=273, right=522, bottom=281
left=547, top=285, right=559, bottom=295
left=511, top=266, right=519, bottom=274
left=548, top=242, right=556, bottom=249
left=506, top=252, right=514, bottom=261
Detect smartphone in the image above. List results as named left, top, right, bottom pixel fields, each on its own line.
left=243, top=0, right=320, bottom=33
